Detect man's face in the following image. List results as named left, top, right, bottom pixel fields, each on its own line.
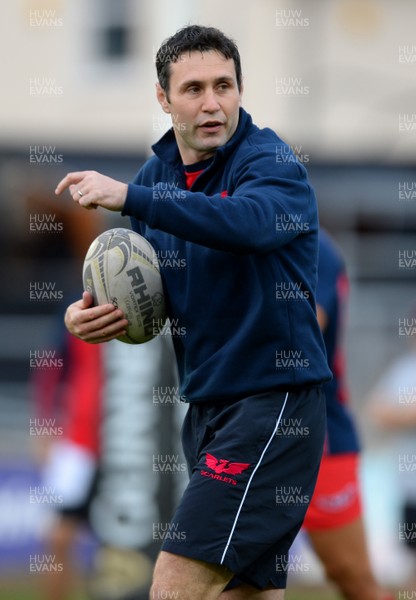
left=156, top=50, right=243, bottom=165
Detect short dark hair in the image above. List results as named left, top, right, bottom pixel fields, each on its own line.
left=156, top=25, right=242, bottom=96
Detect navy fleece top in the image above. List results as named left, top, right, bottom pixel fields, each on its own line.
left=122, top=108, right=331, bottom=403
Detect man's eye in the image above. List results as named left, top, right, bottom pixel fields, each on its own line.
left=217, top=83, right=230, bottom=91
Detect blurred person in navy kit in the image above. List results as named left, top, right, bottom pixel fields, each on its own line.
left=55, top=25, right=331, bottom=600
left=302, top=230, right=393, bottom=600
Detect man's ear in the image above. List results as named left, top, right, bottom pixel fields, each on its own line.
left=156, top=83, right=171, bottom=113
left=239, top=78, right=244, bottom=106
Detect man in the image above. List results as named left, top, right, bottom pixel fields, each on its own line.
left=302, top=229, right=393, bottom=600
left=56, top=25, right=331, bottom=600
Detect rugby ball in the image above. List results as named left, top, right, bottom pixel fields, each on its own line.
left=82, top=228, right=167, bottom=344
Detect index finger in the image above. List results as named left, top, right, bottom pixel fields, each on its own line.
left=55, top=171, right=87, bottom=196
left=73, top=302, right=122, bottom=323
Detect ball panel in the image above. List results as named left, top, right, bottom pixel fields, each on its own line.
left=83, top=254, right=110, bottom=306
left=83, top=232, right=113, bottom=305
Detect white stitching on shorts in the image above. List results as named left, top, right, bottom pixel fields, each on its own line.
left=219, top=392, right=290, bottom=565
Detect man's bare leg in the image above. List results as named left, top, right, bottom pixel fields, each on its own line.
left=150, top=551, right=233, bottom=600
left=150, top=551, right=284, bottom=600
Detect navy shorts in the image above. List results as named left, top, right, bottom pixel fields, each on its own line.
left=161, top=387, right=326, bottom=590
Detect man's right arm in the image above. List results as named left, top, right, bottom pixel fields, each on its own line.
left=65, top=291, right=129, bottom=344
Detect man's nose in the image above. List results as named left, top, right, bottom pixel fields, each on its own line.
left=201, top=89, right=221, bottom=112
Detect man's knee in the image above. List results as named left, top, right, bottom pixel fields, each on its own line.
left=151, top=551, right=232, bottom=600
